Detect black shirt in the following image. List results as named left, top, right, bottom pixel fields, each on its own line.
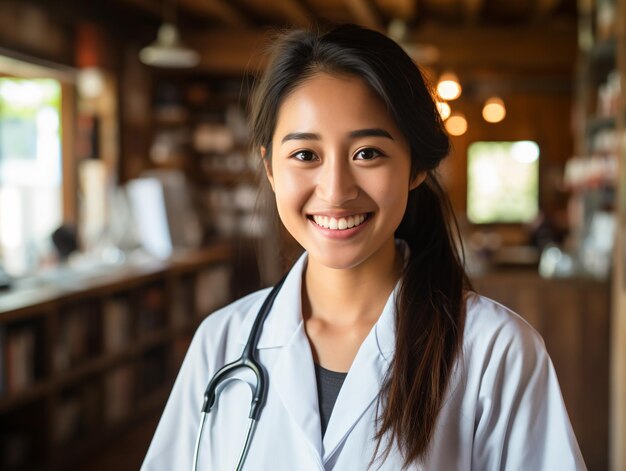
left=314, top=363, right=348, bottom=437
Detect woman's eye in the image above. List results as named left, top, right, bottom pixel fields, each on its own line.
left=354, top=148, right=383, bottom=160
left=291, top=150, right=317, bottom=161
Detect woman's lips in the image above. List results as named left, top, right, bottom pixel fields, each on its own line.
left=307, top=213, right=372, bottom=239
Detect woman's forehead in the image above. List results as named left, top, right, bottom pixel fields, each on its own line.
left=273, top=73, right=399, bottom=139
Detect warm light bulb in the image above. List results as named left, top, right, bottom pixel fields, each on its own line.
left=436, top=101, right=451, bottom=120
left=437, top=72, right=462, bottom=101
left=482, top=97, right=506, bottom=123
left=445, top=112, right=468, bottom=136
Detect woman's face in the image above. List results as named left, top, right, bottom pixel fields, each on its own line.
left=265, top=73, right=422, bottom=271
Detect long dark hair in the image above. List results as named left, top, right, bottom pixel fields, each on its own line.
left=250, top=24, right=470, bottom=468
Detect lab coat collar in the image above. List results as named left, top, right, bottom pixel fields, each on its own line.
left=237, top=251, right=308, bottom=349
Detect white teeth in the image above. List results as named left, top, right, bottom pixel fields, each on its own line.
left=311, top=213, right=368, bottom=230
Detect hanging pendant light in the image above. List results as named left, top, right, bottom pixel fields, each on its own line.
left=445, top=112, right=468, bottom=136
left=437, top=72, right=462, bottom=101
left=140, top=0, right=199, bottom=68
left=482, top=97, right=506, bottom=123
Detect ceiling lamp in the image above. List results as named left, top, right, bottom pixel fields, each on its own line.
left=482, top=97, right=506, bottom=123
left=140, top=23, right=199, bottom=68
left=436, top=101, right=451, bottom=120
left=437, top=72, right=462, bottom=101
left=445, top=112, right=468, bottom=136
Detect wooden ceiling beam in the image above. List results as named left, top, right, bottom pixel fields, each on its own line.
left=375, top=0, right=418, bottom=21
left=180, top=0, right=250, bottom=27
left=534, top=0, right=562, bottom=18
left=276, top=0, right=313, bottom=28
left=463, top=0, right=485, bottom=24
left=187, top=23, right=577, bottom=75
left=343, top=0, right=384, bottom=32
left=116, top=0, right=162, bottom=17
left=410, top=23, right=577, bottom=72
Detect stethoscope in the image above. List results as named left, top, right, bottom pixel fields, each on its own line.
left=192, top=274, right=288, bottom=471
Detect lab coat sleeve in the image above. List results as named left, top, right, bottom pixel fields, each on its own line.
left=141, top=317, right=216, bottom=471
left=471, top=316, right=587, bottom=471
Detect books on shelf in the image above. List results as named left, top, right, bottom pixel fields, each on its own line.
left=54, top=304, right=99, bottom=372
left=171, top=276, right=195, bottom=328
left=4, top=325, right=36, bottom=395
left=0, top=326, right=4, bottom=396
left=195, top=265, right=232, bottom=317
left=52, top=382, right=100, bottom=444
left=137, top=347, right=167, bottom=395
left=102, top=296, right=133, bottom=353
left=104, top=365, right=134, bottom=424
left=137, top=284, right=166, bottom=335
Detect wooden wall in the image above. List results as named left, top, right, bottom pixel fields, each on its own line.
left=440, top=90, right=574, bottom=236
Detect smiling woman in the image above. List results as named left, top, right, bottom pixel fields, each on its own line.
left=143, top=24, right=586, bottom=471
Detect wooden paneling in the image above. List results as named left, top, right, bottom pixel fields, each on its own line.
left=440, top=92, right=574, bottom=218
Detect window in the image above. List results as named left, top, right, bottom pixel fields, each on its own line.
left=467, top=141, right=539, bottom=224
left=0, top=77, right=62, bottom=276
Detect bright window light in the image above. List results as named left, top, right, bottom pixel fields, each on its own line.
left=0, top=77, right=62, bottom=276
left=467, top=141, right=539, bottom=224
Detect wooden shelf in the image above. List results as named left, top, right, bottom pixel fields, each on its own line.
left=0, top=242, right=235, bottom=471
left=42, top=386, right=170, bottom=471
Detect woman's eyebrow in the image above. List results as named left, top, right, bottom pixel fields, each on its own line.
left=281, top=132, right=320, bottom=143
left=349, top=128, right=394, bottom=140
left=281, top=128, right=394, bottom=144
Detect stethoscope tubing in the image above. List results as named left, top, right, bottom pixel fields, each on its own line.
left=192, top=273, right=288, bottom=470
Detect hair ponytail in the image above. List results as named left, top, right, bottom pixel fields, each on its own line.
left=372, top=174, right=469, bottom=468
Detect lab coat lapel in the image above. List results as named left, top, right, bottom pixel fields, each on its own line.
left=322, top=284, right=398, bottom=463
left=242, top=253, right=324, bottom=459
left=271, top=322, right=323, bottom=457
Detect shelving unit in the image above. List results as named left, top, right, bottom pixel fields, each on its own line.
left=144, top=70, right=276, bottom=291
left=571, top=1, right=625, bottom=470
left=147, top=73, right=261, bottom=242
left=0, top=243, right=233, bottom=470
left=567, top=0, right=622, bottom=280
left=610, top=0, right=626, bottom=469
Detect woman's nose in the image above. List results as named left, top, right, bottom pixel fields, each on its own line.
left=315, top=157, right=359, bottom=206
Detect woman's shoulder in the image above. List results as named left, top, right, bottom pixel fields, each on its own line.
left=462, top=291, right=546, bottom=360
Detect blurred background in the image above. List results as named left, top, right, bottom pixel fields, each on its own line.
left=0, top=0, right=624, bottom=470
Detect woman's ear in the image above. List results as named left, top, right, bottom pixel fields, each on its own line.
left=261, top=146, right=275, bottom=192
left=409, top=171, right=427, bottom=191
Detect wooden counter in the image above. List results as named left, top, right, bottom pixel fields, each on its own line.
left=0, top=243, right=234, bottom=471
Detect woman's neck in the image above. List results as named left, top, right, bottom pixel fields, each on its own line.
left=302, top=239, right=402, bottom=327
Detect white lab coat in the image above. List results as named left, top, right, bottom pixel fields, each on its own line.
left=142, top=250, right=586, bottom=470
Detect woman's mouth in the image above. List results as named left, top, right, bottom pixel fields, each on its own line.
left=308, top=213, right=371, bottom=230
